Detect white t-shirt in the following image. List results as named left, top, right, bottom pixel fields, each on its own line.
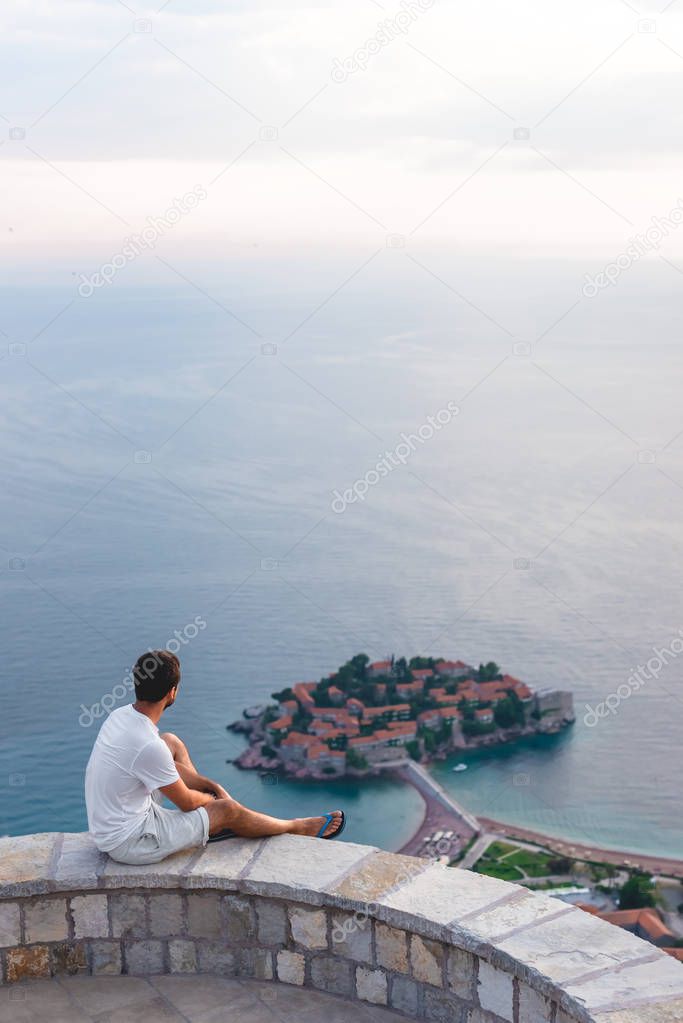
left=85, top=704, right=180, bottom=851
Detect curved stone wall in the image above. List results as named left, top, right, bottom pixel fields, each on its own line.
left=1, top=832, right=682, bottom=1022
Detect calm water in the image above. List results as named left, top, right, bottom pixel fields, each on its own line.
left=1, top=254, right=682, bottom=858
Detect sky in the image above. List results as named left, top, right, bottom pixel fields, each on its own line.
left=3, top=0, right=683, bottom=271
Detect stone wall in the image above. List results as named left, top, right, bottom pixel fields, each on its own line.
left=1, top=832, right=682, bottom=1023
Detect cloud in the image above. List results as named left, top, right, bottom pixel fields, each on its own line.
left=2, top=0, right=683, bottom=259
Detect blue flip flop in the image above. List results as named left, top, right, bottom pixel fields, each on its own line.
left=317, top=810, right=345, bottom=840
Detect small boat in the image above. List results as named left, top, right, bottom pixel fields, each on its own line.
left=452, top=763, right=468, bottom=772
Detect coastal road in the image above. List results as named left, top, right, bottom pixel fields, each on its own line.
left=392, top=761, right=480, bottom=857
left=458, top=833, right=494, bottom=870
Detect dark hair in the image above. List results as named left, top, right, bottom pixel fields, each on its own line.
left=133, top=650, right=180, bottom=702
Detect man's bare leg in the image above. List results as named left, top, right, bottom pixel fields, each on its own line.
left=161, top=732, right=228, bottom=798
left=205, top=798, right=344, bottom=840
left=160, top=733, right=343, bottom=839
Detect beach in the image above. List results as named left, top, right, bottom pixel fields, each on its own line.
left=395, top=765, right=683, bottom=878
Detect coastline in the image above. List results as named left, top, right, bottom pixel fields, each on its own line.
left=394, top=766, right=683, bottom=877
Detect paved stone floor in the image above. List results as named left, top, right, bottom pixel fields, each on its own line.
left=0, top=975, right=410, bottom=1022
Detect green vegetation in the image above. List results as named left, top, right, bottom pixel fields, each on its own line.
left=271, top=687, right=294, bottom=703
left=346, top=748, right=368, bottom=770
left=405, top=740, right=421, bottom=762
left=493, top=694, right=525, bottom=729
left=474, top=840, right=570, bottom=882
left=475, top=661, right=501, bottom=682
left=619, top=872, right=656, bottom=910
left=462, top=720, right=496, bottom=736
left=260, top=744, right=276, bottom=758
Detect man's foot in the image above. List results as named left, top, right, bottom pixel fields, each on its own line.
left=294, top=810, right=344, bottom=839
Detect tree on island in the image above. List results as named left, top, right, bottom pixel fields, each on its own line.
left=494, top=692, right=525, bottom=729
left=476, top=662, right=501, bottom=682
left=347, top=748, right=369, bottom=770
left=271, top=687, right=295, bottom=703
left=409, top=655, right=439, bottom=671
left=394, top=656, right=411, bottom=681
left=619, top=872, right=656, bottom=910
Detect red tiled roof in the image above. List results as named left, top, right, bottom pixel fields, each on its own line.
left=600, top=909, right=673, bottom=941
left=281, top=732, right=318, bottom=747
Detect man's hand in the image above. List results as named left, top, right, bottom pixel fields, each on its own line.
left=160, top=778, right=215, bottom=813
left=207, top=783, right=230, bottom=800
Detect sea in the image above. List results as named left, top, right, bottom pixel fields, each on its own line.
left=2, top=251, right=682, bottom=859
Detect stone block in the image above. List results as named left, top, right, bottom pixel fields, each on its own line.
left=110, top=893, right=147, bottom=938
left=289, top=905, right=327, bottom=949
left=330, top=910, right=372, bottom=962
left=168, top=939, right=197, bottom=973
left=378, top=863, right=512, bottom=935
left=256, top=899, right=288, bottom=945
left=376, top=922, right=409, bottom=973
left=477, top=960, right=514, bottom=1021
left=101, top=848, right=196, bottom=888
left=5, top=945, right=50, bottom=982
left=566, top=955, right=683, bottom=1013
left=187, top=893, right=221, bottom=939
left=465, top=890, right=571, bottom=942
left=447, top=947, right=476, bottom=1000
left=410, top=934, right=444, bottom=987
left=424, top=985, right=468, bottom=1023
left=356, top=965, right=387, bottom=1005
left=71, top=894, right=109, bottom=938
left=310, top=953, right=354, bottom=996
left=24, top=898, right=68, bottom=942
left=223, top=894, right=254, bottom=943
left=149, top=893, right=184, bottom=937
left=593, top=1004, right=683, bottom=1023
left=53, top=833, right=106, bottom=889
left=0, top=833, right=57, bottom=896
left=235, top=947, right=274, bottom=980
left=197, top=941, right=236, bottom=976
left=498, top=908, right=651, bottom=985
left=50, top=940, right=88, bottom=976
left=241, top=833, right=372, bottom=903
left=0, top=902, right=21, bottom=946
left=518, top=984, right=554, bottom=1022
left=124, top=939, right=164, bottom=975
left=331, top=850, right=427, bottom=903
left=390, top=974, right=419, bottom=1015
left=277, top=949, right=305, bottom=985
left=186, top=840, right=260, bottom=888
left=90, top=940, right=122, bottom=975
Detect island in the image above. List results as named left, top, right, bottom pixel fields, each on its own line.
left=229, top=653, right=575, bottom=779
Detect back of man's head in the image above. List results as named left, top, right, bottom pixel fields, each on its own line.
left=133, top=650, right=181, bottom=702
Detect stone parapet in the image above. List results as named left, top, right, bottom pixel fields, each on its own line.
left=0, top=832, right=681, bottom=1022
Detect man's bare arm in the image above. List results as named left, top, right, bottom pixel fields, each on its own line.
left=174, top=763, right=229, bottom=800
left=159, top=778, right=217, bottom=813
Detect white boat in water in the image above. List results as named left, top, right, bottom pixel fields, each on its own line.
left=452, top=763, right=468, bottom=772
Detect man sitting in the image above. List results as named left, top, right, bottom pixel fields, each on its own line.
left=85, top=650, right=344, bottom=864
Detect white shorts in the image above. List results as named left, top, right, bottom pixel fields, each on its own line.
left=107, top=793, right=209, bottom=865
